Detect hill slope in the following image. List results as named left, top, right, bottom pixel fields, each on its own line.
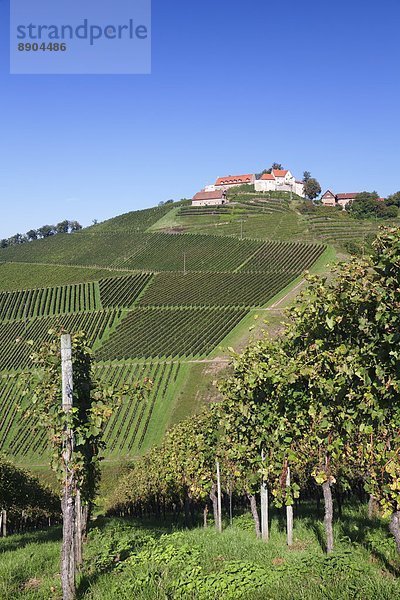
left=0, top=199, right=331, bottom=465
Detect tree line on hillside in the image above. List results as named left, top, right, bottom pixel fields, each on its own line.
left=346, top=191, right=400, bottom=219
left=0, top=220, right=82, bottom=249
left=107, top=227, right=400, bottom=555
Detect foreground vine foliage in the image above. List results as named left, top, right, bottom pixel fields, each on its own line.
left=22, top=331, right=151, bottom=598
left=108, top=227, right=400, bottom=554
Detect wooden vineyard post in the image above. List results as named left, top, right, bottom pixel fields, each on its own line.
left=260, top=451, right=269, bottom=541
left=260, top=484, right=269, bottom=541
left=286, top=465, right=293, bottom=547
left=228, top=477, right=233, bottom=527
left=61, top=334, right=76, bottom=600
left=0, top=509, right=6, bottom=537
left=75, top=489, right=83, bottom=568
left=216, top=460, right=222, bottom=533
left=322, top=479, right=334, bottom=553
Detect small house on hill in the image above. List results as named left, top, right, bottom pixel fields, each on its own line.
left=192, top=190, right=227, bottom=207
left=321, top=191, right=359, bottom=209
left=320, top=190, right=336, bottom=207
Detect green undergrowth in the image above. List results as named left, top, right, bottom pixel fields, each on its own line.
left=0, top=507, right=399, bottom=599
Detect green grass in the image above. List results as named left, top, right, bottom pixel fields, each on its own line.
left=1, top=506, right=399, bottom=599
left=168, top=361, right=226, bottom=425
left=141, top=361, right=192, bottom=447
left=147, top=206, right=182, bottom=231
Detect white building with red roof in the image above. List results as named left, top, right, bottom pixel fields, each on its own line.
left=254, top=169, right=305, bottom=197
left=192, top=190, right=227, bottom=207
left=205, top=174, right=255, bottom=192
left=202, top=168, right=305, bottom=197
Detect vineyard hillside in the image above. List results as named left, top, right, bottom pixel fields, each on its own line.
left=150, top=192, right=400, bottom=254
left=0, top=199, right=331, bottom=466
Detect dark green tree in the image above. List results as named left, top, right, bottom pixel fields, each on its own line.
left=304, top=178, right=321, bottom=200
left=56, top=220, right=70, bottom=234
left=37, top=225, right=55, bottom=238
left=386, top=191, right=400, bottom=207
left=8, top=233, right=25, bottom=245
left=256, top=163, right=284, bottom=178
left=69, top=221, right=82, bottom=232
left=26, top=229, right=38, bottom=241
left=348, top=192, right=397, bottom=219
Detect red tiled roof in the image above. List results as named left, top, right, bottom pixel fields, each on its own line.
left=377, top=197, right=385, bottom=202
left=336, top=193, right=359, bottom=200
left=322, top=190, right=335, bottom=198
left=215, top=174, right=254, bottom=186
left=193, top=190, right=224, bottom=201
left=272, top=169, right=288, bottom=178
left=260, top=173, right=275, bottom=180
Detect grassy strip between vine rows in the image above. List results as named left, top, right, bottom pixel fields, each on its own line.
left=0, top=508, right=399, bottom=599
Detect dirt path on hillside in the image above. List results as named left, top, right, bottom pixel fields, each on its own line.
left=269, top=278, right=306, bottom=308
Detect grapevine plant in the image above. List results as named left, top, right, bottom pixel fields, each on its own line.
left=22, top=330, right=151, bottom=541
left=107, top=227, right=400, bottom=555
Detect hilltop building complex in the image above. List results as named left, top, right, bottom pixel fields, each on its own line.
left=193, top=168, right=305, bottom=206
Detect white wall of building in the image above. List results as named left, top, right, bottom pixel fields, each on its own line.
left=254, top=173, right=305, bottom=197
left=337, top=199, right=351, bottom=209
left=254, top=179, right=275, bottom=192
left=294, top=182, right=305, bottom=197
left=192, top=198, right=225, bottom=207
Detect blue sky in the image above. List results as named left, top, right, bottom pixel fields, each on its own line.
left=0, top=0, right=399, bottom=238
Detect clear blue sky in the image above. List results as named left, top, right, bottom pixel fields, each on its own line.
left=1, top=0, right=399, bottom=238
